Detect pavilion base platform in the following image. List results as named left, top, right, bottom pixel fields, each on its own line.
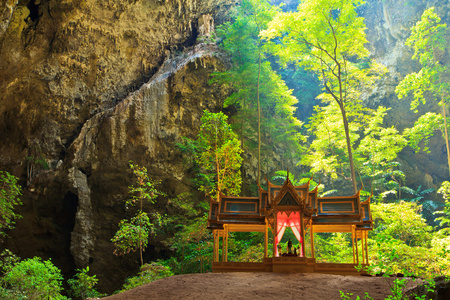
left=212, top=258, right=369, bottom=276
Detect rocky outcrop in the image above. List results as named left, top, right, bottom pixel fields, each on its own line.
left=0, top=0, right=235, bottom=292
left=0, top=0, right=18, bottom=39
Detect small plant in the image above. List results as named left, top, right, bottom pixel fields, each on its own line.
left=0, top=249, right=20, bottom=275
left=340, top=291, right=374, bottom=300
left=1, top=257, right=66, bottom=300
left=111, top=162, right=164, bottom=266
left=68, top=266, right=104, bottom=299
left=0, top=171, right=22, bottom=239
left=121, top=262, right=173, bottom=292
left=111, top=211, right=153, bottom=256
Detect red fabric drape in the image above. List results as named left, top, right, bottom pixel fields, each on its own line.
left=275, top=211, right=304, bottom=257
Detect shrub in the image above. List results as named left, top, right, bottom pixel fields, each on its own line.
left=68, top=266, right=104, bottom=299
left=1, top=257, right=66, bottom=300
left=121, top=262, right=173, bottom=292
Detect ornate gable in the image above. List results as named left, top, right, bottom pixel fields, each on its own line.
left=272, top=177, right=308, bottom=209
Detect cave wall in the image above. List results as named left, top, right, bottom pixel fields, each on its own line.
left=362, top=0, right=450, bottom=191
left=0, top=0, right=236, bottom=292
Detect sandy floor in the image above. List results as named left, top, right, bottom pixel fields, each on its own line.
left=102, top=272, right=422, bottom=300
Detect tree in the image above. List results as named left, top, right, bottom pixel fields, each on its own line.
left=0, top=171, right=22, bottom=239
left=357, top=106, right=407, bottom=194
left=262, top=0, right=385, bottom=193
left=214, top=0, right=304, bottom=183
left=436, top=181, right=450, bottom=232
left=111, top=162, right=163, bottom=266
left=396, top=7, right=450, bottom=176
left=196, top=110, right=243, bottom=202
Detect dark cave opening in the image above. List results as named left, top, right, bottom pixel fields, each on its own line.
left=27, top=0, right=40, bottom=23
left=61, top=191, right=78, bottom=232
left=182, top=21, right=199, bottom=48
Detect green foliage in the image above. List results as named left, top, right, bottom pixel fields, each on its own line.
left=340, top=277, right=436, bottom=300
left=0, top=250, right=20, bottom=275
left=164, top=214, right=213, bottom=274
left=435, top=181, right=450, bottom=230
left=404, top=112, right=443, bottom=153
left=313, top=233, right=354, bottom=263
left=111, top=211, right=153, bottom=256
left=303, top=101, right=405, bottom=194
left=340, top=290, right=373, bottom=300
left=372, top=202, right=432, bottom=247
left=196, top=110, right=243, bottom=201
left=1, top=257, right=66, bottom=300
left=262, top=0, right=387, bottom=192
left=127, top=162, right=164, bottom=210
left=68, top=266, right=104, bottom=299
left=227, top=231, right=267, bottom=262
left=396, top=7, right=450, bottom=175
left=302, top=100, right=365, bottom=180
left=396, top=7, right=449, bottom=112
left=120, top=262, right=173, bottom=292
left=0, top=171, right=22, bottom=237
left=112, top=162, right=164, bottom=265
left=213, top=0, right=305, bottom=172
left=358, top=107, right=407, bottom=168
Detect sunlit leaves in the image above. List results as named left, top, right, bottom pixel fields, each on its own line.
left=403, top=112, right=442, bottom=153
left=127, top=162, right=164, bottom=209
left=263, top=0, right=387, bottom=192
left=196, top=111, right=243, bottom=201
left=436, top=181, right=450, bottom=229
left=372, top=202, right=433, bottom=247
left=358, top=106, right=407, bottom=166
left=213, top=0, right=305, bottom=165
left=396, top=7, right=450, bottom=170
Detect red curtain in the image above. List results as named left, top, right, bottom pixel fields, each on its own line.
left=275, top=211, right=304, bottom=257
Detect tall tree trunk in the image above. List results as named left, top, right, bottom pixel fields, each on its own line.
left=139, top=195, right=143, bottom=265
left=335, top=61, right=357, bottom=193
left=442, top=101, right=450, bottom=177
left=257, top=52, right=261, bottom=186
left=215, top=122, right=220, bottom=202
left=339, top=102, right=358, bottom=193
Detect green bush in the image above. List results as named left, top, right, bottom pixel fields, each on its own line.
left=68, top=266, right=104, bottom=299
left=121, top=262, right=173, bottom=292
left=1, top=257, right=66, bottom=300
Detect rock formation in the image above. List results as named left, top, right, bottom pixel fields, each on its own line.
left=0, top=0, right=235, bottom=291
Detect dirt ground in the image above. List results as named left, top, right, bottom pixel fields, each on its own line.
left=102, top=272, right=422, bottom=300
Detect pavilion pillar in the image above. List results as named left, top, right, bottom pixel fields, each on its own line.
left=222, top=225, right=228, bottom=262
left=351, top=225, right=356, bottom=264
left=356, top=229, right=360, bottom=265
left=365, top=231, right=369, bottom=264
left=310, top=219, right=315, bottom=259
left=300, top=212, right=305, bottom=257
left=264, top=219, right=268, bottom=258
left=213, top=230, right=219, bottom=262
left=361, top=231, right=365, bottom=264
left=273, top=212, right=278, bottom=257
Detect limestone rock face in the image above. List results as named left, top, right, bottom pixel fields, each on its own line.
left=362, top=0, right=450, bottom=189
left=0, top=0, right=234, bottom=292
